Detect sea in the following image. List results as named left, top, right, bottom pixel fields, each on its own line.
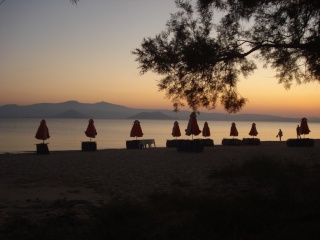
left=0, top=118, right=319, bottom=153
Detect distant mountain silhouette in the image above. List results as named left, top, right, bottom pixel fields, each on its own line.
left=128, top=111, right=174, bottom=120
left=49, top=109, right=90, bottom=119
left=0, top=100, right=319, bottom=122
left=0, top=101, right=138, bottom=119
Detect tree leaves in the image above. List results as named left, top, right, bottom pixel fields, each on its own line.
left=133, top=0, right=320, bottom=112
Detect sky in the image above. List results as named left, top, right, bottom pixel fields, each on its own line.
left=0, top=0, right=319, bottom=118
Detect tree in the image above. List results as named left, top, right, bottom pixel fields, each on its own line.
left=133, top=0, right=320, bottom=113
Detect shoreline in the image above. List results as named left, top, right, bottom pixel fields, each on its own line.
left=1, top=139, right=319, bottom=155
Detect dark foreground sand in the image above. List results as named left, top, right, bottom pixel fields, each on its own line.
left=0, top=140, right=319, bottom=223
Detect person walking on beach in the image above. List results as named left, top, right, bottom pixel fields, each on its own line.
left=276, top=129, right=283, bottom=141
left=296, top=125, right=301, bottom=139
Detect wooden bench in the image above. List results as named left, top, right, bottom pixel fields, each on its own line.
left=126, top=139, right=156, bottom=149
left=138, top=139, right=156, bottom=148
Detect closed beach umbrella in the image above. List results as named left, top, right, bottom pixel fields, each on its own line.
left=230, top=122, right=238, bottom=138
left=172, top=121, right=181, bottom=138
left=35, top=119, right=50, bottom=143
left=249, top=123, right=258, bottom=137
left=185, top=112, right=201, bottom=138
left=300, top=117, right=311, bottom=136
left=130, top=120, right=143, bottom=139
left=202, top=122, right=211, bottom=138
left=85, top=119, right=97, bottom=141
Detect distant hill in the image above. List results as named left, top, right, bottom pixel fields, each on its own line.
left=0, top=101, right=138, bottom=119
left=0, top=100, right=319, bottom=122
left=128, top=111, right=174, bottom=120
left=49, top=109, right=90, bottom=119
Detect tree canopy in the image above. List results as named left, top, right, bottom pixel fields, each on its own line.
left=133, top=0, right=320, bottom=113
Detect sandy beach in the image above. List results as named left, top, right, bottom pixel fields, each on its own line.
left=0, top=140, right=319, bottom=221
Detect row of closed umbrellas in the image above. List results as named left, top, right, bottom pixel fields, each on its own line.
left=35, top=113, right=311, bottom=143
left=174, top=115, right=258, bottom=139
left=174, top=116, right=311, bottom=138
left=35, top=119, right=98, bottom=143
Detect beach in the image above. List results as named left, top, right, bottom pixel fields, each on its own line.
left=1, top=140, right=320, bottom=238
left=0, top=141, right=319, bottom=214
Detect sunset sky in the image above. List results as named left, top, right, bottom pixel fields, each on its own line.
left=0, top=0, right=319, bottom=117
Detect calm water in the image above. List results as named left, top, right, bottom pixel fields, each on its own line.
left=0, top=118, right=319, bottom=153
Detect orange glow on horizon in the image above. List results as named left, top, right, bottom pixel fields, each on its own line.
left=0, top=1, right=319, bottom=118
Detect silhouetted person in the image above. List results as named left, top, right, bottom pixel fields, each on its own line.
left=277, top=129, right=283, bottom=141
left=296, top=125, right=301, bottom=139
